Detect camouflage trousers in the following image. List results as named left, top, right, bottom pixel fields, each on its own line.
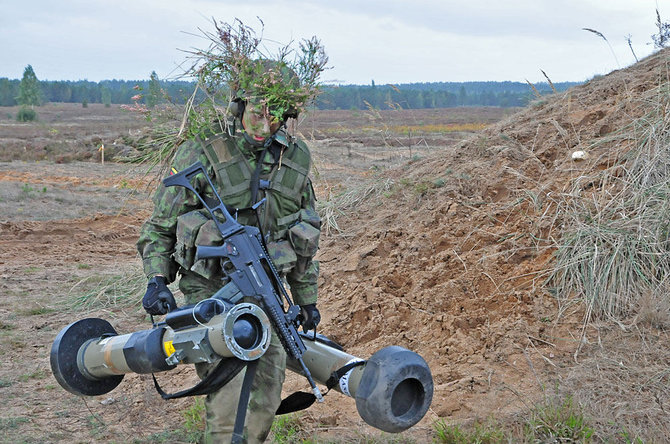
left=180, top=271, right=287, bottom=444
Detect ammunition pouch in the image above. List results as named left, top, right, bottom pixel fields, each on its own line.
left=174, top=207, right=320, bottom=280
left=173, top=210, right=224, bottom=281
left=266, top=240, right=297, bottom=275
left=287, top=209, right=321, bottom=274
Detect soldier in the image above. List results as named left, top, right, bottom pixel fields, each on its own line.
left=136, top=57, right=322, bottom=443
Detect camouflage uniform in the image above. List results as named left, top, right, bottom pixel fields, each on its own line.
left=137, top=126, right=320, bottom=443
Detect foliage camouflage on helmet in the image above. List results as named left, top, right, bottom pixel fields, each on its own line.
left=193, top=18, right=328, bottom=121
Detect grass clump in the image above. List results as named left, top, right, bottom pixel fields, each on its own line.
left=16, top=107, right=37, bottom=122
left=18, top=369, right=48, bottom=382
left=547, top=83, right=670, bottom=321
left=433, top=419, right=506, bottom=443
left=433, top=396, right=594, bottom=443
left=20, top=305, right=55, bottom=316
left=270, top=414, right=303, bottom=444
left=0, top=416, right=30, bottom=430
left=525, top=397, right=594, bottom=442
left=181, top=397, right=205, bottom=443
left=317, top=178, right=394, bottom=234
left=69, top=268, right=146, bottom=310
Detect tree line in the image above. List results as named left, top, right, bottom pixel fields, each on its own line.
left=1, top=68, right=194, bottom=108
left=314, top=80, right=579, bottom=109
left=2, top=65, right=580, bottom=110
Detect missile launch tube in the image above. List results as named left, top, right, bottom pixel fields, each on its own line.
left=288, top=336, right=433, bottom=433
left=50, top=303, right=271, bottom=396
left=51, top=310, right=433, bottom=433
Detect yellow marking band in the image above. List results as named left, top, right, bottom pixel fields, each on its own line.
left=171, top=167, right=178, bottom=175
left=164, top=341, right=176, bottom=357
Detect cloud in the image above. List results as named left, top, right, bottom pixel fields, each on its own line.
left=0, top=0, right=664, bottom=83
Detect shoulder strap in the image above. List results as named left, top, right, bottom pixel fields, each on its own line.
left=151, top=357, right=245, bottom=399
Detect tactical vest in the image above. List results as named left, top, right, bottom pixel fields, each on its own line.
left=172, top=131, right=320, bottom=284
left=200, top=131, right=312, bottom=241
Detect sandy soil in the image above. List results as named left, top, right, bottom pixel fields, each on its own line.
left=1, top=50, right=670, bottom=443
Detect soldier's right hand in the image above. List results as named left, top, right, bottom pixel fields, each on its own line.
left=142, top=276, right=177, bottom=315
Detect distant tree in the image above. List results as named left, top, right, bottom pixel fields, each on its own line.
left=0, top=78, right=18, bottom=106
left=458, top=86, right=467, bottom=106
left=147, top=71, right=161, bottom=108
left=101, top=87, right=112, bottom=107
left=16, top=65, right=42, bottom=106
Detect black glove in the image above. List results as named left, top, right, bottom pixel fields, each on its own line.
left=142, top=276, right=177, bottom=315
left=299, top=304, right=321, bottom=332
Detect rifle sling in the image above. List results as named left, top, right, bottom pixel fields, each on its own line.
left=231, top=359, right=259, bottom=444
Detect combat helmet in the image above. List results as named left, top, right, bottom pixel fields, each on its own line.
left=189, top=19, right=327, bottom=140
left=227, top=59, right=302, bottom=123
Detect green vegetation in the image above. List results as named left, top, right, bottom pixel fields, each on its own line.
left=147, top=71, right=162, bottom=108
left=16, top=107, right=37, bottom=122
left=130, top=398, right=205, bottom=443
left=433, top=396, right=593, bottom=443
left=101, top=86, right=112, bottom=107
left=525, top=397, right=594, bottom=442
left=18, top=369, right=48, bottom=382
left=317, top=81, right=577, bottom=110
left=0, top=75, right=576, bottom=110
left=20, top=306, right=55, bottom=316
left=182, top=397, right=205, bottom=443
left=434, top=419, right=506, bottom=444
left=0, top=417, right=30, bottom=430
left=271, top=414, right=303, bottom=444
left=19, top=182, right=47, bottom=197
left=0, top=320, right=15, bottom=330
left=17, top=65, right=41, bottom=107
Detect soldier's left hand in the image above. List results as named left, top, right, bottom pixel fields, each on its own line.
left=299, top=304, right=320, bottom=332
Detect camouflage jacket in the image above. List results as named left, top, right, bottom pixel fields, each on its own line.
left=136, top=128, right=320, bottom=306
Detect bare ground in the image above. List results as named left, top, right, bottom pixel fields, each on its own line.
left=1, top=51, right=670, bottom=443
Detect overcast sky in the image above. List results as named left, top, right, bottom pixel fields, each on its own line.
left=1, top=0, right=666, bottom=85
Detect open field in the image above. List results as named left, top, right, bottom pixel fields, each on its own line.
left=1, top=57, right=669, bottom=444
left=0, top=103, right=516, bottom=443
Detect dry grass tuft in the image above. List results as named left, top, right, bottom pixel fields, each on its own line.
left=634, top=290, right=670, bottom=330
left=560, top=324, right=670, bottom=442
left=68, top=267, right=146, bottom=311
left=547, top=81, right=670, bottom=322
left=317, top=178, right=395, bottom=234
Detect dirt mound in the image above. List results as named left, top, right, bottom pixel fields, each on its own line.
left=2, top=49, right=670, bottom=442
left=313, top=48, right=670, bottom=426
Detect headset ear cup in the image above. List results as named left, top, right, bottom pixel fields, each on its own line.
left=283, top=106, right=299, bottom=121
left=228, top=99, right=244, bottom=118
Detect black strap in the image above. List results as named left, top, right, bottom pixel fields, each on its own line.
left=231, top=360, right=259, bottom=444
left=275, top=360, right=367, bottom=415
left=152, top=357, right=245, bottom=400
left=249, top=147, right=268, bottom=206
left=250, top=141, right=282, bottom=206
left=325, top=360, right=366, bottom=391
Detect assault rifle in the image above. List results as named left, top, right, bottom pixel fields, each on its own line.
left=163, top=161, right=324, bottom=402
